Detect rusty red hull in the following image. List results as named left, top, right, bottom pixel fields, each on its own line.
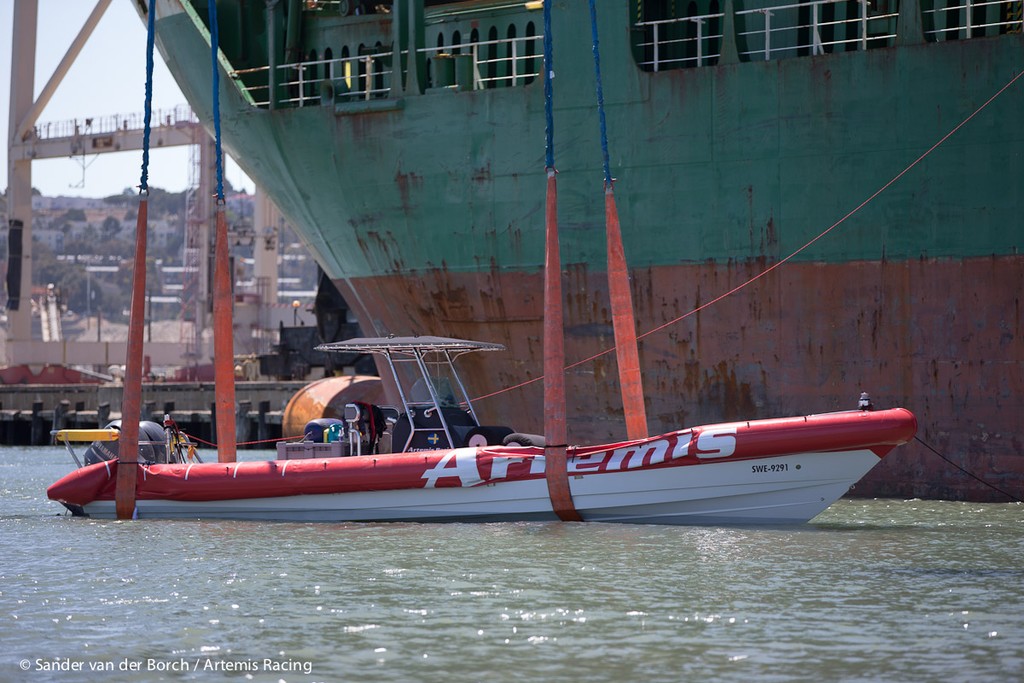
left=334, top=254, right=1022, bottom=502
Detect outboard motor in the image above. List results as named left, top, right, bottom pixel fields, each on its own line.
left=83, top=420, right=169, bottom=465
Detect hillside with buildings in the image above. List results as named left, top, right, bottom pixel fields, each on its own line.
left=1, top=186, right=326, bottom=374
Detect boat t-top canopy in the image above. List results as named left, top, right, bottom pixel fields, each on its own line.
left=316, top=335, right=505, bottom=359
left=315, top=336, right=506, bottom=450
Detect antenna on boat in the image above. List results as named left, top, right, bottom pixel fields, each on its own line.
left=209, top=0, right=237, bottom=463
left=541, top=0, right=581, bottom=522
left=588, top=0, right=647, bottom=440
left=115, top=1, right=159, bottom=520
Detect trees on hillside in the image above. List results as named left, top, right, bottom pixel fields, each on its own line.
left=25, top=187, right=187, bottom=324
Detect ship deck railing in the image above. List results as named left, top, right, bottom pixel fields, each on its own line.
left=233, top=35, right=542, bottom=109
left=923, top=0, right=1024, bottom=40
left=635, top=14, right=726, bottom=69
left=635, top=0, right=1021, bottom=71
left=231, top=0, right=1022, bottom=105
left=635, top=0, right=900, bottom=69
left=736, top=1, right=898, bottom=61
left=418, top=37, right=542, bottom=91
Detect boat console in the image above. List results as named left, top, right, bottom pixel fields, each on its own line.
left=311, top=335, right=515, bottom=454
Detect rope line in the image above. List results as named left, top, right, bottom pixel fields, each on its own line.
left=914, top=436, right=1022, bottom=503
left=188, top=434, right=296, bottom=449
left=208, top=0, right=225, bottom=201
left=543, top=0, right=555, bottom=171
left=588, top=0, right=613, bottom=187
left=138, top=4, right=156, bottom=193
left=470, top=67, right=1024, bottom=403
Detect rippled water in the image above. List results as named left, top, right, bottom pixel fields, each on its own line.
left=3, top=446, right=1023, bottom=682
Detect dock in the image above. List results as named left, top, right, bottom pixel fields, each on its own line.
left=0, top=381, right=307, bottom=448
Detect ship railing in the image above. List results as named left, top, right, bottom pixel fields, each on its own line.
left=635, top=0, right=899, bottom=70
left=922, top=0, right=1023, bottom=40
left=231, top=66, right=271, bottom=106
left=635, top=15, right=725, bottom=70
left=279, top=54, right=395, bottom=107
left=231, top=54, right=395, bottom=108
left=418, top=35, right=542, bottom=90
left=231, top=35, right=541, bottom=108
left=738, top=0, right=898, bottom=60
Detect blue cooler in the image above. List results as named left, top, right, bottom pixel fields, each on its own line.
left=304, top=418, right=344, bottom=443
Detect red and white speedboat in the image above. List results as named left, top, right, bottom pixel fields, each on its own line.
left=48, top=336, right=916, bottom=524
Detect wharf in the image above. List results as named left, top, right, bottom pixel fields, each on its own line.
left=0, top=381, right=307, bottom=448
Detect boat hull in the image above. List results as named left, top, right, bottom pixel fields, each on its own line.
left=50, top=408, right=917, bottom=525
left=73, top=452, right=877, bottom=525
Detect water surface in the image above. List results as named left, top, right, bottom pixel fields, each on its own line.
left=3, top=446, right=1022, bottom=682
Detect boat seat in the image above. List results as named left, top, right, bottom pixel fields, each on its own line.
left=503, top=432, right=546, bottom=447
left=465, top=426, right=515, bottom=447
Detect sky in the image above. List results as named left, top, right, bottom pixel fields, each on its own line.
left=1, top=0, right=254, bottom=198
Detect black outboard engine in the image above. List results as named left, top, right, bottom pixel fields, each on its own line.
left=83, top=420, right=169, bottom=465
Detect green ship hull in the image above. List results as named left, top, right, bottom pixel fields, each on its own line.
left=148, top=0, right=1022, bottom=501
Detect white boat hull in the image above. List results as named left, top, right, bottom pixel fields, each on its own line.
left=78, top=449, right=879, bottom=525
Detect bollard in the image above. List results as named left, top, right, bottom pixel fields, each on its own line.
left=98, top=402, right=111, bottom=426
left=31, top=401, right=45, bottom=446
left=52, top=399, right=71, bottom=439
left=210, top=402, right=217, bottom=446
left=257, top=400, right=270, bottom=444
left=237, top=401, right=251, bottom=448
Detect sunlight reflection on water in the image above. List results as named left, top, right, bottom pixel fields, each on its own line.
left=3, top=447, right=1022, bottom=682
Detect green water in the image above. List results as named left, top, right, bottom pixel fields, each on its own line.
left=2, top=446, right=1022, bottom=682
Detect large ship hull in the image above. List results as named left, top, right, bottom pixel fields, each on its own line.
left=146, top=0, right=1022, bottom=501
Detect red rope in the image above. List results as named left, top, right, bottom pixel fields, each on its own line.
left=472, top=68, right=1024, bottom=404
left=116, top=197, right=149, bottom=519
left=187, top=434, right=296, bottom=449
left=543, top=169, right=582, bottom=521
left=604, top=185, right=648, bottom=439
left=213, top=206, right=237, bottom=462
